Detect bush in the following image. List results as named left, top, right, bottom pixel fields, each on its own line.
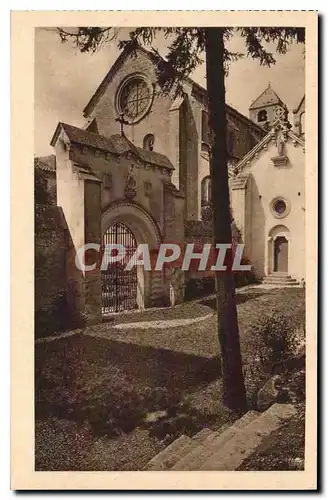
left=241, top=295, right=305, bottom=405
left=185, top=276, right=215, bottom=300
left=35, top=291, right=68, bottom=338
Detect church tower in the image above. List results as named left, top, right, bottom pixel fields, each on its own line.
left=249, top=83, right=288, bottom=130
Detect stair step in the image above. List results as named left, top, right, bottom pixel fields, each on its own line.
left=171, top=410, right=259, bottom=471
left=144, top=435, right=198, bottom=471
left=199, top=403, right=296, bottom=471
left=192, top=427, right=215, bottom=443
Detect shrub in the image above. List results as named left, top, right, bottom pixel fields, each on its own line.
left=241, top=295, right=305, bottom=405
left=185, top=276, right=215, bottom=300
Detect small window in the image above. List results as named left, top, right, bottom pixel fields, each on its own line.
left=201, top=176, right=211, bottom=206
left=270, top=197, right=290, bottom=219
left=257, top=109, right=268, bottom=123
left=273, top=199, right=287, bottom=215
left=201, top=110, right=210, bottom=144
left=144, top=181, right=152, bottom=197
left=143, top=133, right=155, bottom=151
left=102, top=172, right=112, bottom=189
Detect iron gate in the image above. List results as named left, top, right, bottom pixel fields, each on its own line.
left=101, top=222, right=138, bottom=314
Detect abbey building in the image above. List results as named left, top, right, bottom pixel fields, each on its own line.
left=35, top=43, right=305, bottom=327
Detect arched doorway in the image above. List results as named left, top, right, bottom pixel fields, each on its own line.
left=102, top=222, right=138, bottom=313
left=273, top=236, right=288, bottom=272
left=101, top=201, right=162, bottom=313
left=268, top=225, right=290, bottom=275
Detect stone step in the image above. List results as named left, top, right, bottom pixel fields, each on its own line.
left=171, top=410, right=260, bottom=471
left=262, top=281, right=300, bottom=287
left=199, top=403, right=296, bottom=471
left=144, top=434, right=198, bottom=471
left=263, top=277, right=298, bottom=282
left=192, top=427, right=216, bottom=443
left=263, top=275, right=297, bottom=281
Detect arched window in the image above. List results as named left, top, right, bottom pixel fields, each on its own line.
left=257, top=109, right=268, bottom=123
left=143, top=133, right=155, bottom=151
left=201, top=110, right=209, bottom=144
left=201, top=176, right=211, bottom=206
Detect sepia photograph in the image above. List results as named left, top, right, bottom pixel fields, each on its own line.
left=11, top=10, right=318, bottom=490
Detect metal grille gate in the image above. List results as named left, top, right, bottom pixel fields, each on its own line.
left=101, top=222, right=138, bottom=314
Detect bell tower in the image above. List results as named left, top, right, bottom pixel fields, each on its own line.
left=249, top=83, right=288, bottom=130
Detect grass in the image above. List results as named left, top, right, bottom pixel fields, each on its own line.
left=35, top=287, right=305, bottom=471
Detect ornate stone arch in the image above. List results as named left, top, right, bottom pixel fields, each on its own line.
left=101, top=200, right=163, bottom=309
left=102, top=200, right=162, bottom=247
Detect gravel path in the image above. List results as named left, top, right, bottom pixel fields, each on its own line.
left=113, top=313, right=214, bottom=330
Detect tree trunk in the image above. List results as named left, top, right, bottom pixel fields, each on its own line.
left=205, top=28, right=247, bottom=412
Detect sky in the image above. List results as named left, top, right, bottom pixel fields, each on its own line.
left=34, top=27, right=305, bottom=157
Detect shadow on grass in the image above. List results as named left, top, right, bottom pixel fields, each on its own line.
left=35, top=335, right=222, bottom=440
left=200, top=291, right=267, bottom=310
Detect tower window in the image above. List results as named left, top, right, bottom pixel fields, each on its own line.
left=201, top=110, right=210, bottom=144
left=257, top=109, right=268, bottom=123
left=143, top=134, right=155, bottom=151
left=201, top=176, right=211, bottom=206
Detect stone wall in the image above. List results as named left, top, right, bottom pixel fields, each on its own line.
left=35, top=205, right=68, bottom=337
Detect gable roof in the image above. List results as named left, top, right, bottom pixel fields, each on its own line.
left=249, top=84, right=286, bottom=111
left=82, top=42, right=265, bottom=136
left=234, top=119, right=305, bottom=174
left=50, top=122, right=174, bottom=170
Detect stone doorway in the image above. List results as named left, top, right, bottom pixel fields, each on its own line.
left=273, top=236, right=288, bottom=273
left=102, top=222, right=138, bottom=314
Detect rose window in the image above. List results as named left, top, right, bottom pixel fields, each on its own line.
left=118, top=76, right=153, bottom=122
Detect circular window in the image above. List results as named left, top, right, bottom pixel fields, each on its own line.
left=271, top=197, right=290, bottom=219
left=117, top=75, right=153, bottom=123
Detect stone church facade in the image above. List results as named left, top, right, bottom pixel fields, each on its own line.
left=230, top=96, right=305, bottom=282
left=35, top=43, right=305, bottom=331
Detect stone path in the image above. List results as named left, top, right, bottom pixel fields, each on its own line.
left=113, top=313, right=213, bottom=330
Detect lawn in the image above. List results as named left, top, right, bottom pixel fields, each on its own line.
left=35, top=287, right=305, bottom=471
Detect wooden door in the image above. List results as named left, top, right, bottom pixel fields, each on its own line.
left=274, top=236, right=288, bottom=272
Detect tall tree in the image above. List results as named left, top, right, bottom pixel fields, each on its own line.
left=58, top=26, right=305, bottom=411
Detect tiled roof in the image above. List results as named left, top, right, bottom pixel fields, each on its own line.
left=249, top=84, right=286, bottom=110
left=34, top=155, right=56, bottom=173
left=51, top=122, right=174, bottom=170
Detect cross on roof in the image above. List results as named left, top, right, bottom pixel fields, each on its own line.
left=115, top=113, right=129, bottom=135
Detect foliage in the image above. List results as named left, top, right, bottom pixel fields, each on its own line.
left=241, top=293, right=305, bottom=405
left=35, top=291, right=68, bottom=338
left=35, top=176, right=50, bottom=206
left=185, top=276, right=215, bottom=301
left=57, top=27, right=304, bottom=94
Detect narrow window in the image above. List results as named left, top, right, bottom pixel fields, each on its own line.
left=201, top=110, right=209, bottom=144
left=143, top=133, right=155, bottom=151
left=257, top=109, right=268, bottom=123
left=201, top=176, right=211, bottom=206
